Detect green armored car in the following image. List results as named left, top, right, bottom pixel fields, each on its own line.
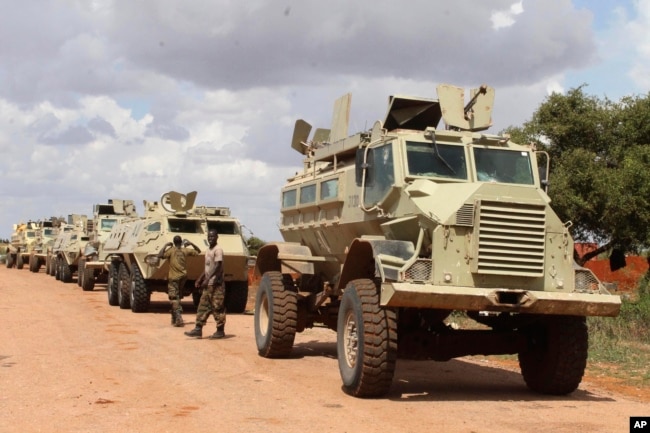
left=253, top=84, right=621, bottom=397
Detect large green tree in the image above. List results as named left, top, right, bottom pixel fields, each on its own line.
left=505, top=86, right=650, bottom=265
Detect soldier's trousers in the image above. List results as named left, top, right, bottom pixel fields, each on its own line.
left=195, top=283, right=226, bottom=328
left=168, top=277, right=186, bottom=312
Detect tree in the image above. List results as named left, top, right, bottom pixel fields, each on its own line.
left=246, top=236, right=266, bottom=257
left=505, top=86, right=650, bottom=265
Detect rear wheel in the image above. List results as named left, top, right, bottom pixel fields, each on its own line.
left=16, top=254, right=24, bottom=270
left=337, top=278, right=397, bottom=398
left=5, top=254, right=13, bottom=268
left=107, top=262, right=119, bottom=306
left=54, top=257, right=60, bottom=280
left=77, top=260, right=85, bottom=287
left=518, top=315, right=588, bottom=395
left=118, top=263, right=131, bottom=309
left=130, top=266, right=150, bottom=312
left=254, top=271, right=298, bottom=358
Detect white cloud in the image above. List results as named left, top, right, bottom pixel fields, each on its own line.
left=491, top=1, right=524, bottom=30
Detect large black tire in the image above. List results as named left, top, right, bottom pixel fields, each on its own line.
left=81, top=265, right=96, bottom=292
left=254, top=271, right=298, bottom=358
left=77, top=260, right=85, bottom=287
left=130, top=266, right=150, bottom=313
left=54, top=257, right=60, bottom=280
left=49, top=257, right=57, bottom=276
left=337, top=278, right=398, bottom=398
left=16, top=254, right=24, bottom=270
left=225, top=281, right=249, bottom=314
left=107, top=262, right=119, bottom=306
left=518, top=315, right=588, bottom=395
left=5, top=254, right=13, bottom=268
left=59, top=260, right=72, bottom=283
left=118, top=263, right=131, bottom=309
left=29, top=255, right=39, bottom=273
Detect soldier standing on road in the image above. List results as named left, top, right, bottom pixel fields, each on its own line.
left=158, top=235, right=201, bottom=327
left=185, top=229, right=226, bottom=339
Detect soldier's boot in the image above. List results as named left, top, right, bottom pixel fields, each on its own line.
left=208, top=325, right=225, bottom=340
left=184, top=324, right=203, bottom=338
left=173, top=309, right=184, bottom=327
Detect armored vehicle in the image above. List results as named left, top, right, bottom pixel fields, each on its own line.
left=102, top=191, right=250, bottom=313
left=77, top=199, right=138, bottom=291
left=253, top=84, right=622, bottom=398
left=29, top=218, right=63, bottom=273
left=6, top=221, right=40, bottom=269
left=51, top=214, right=89, bottom=283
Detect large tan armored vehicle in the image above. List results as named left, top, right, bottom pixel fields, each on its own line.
left=77, top=199, right=139, bottom=291
left=6, top=221, right=40, bottom=269
left=253, top=84, right=622, bottom=398
left=50, top=214, right=90, bottom=283
left=102, top=191, right=250, bottom=313
left=29, top=218, right=63, bottom=273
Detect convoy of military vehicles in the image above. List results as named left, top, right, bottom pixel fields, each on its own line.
left=3, top=83, right=623, bottom=399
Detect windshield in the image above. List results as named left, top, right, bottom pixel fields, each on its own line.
left=473, top=148, right=534, bottom=185
left=406, top=141, right=467, bottom=180
left=168, top=218, right=202, bottom=234
left=101, top=218, right=117, bottom=231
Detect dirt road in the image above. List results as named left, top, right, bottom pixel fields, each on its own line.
left=1, top=265, right=647, bottom=433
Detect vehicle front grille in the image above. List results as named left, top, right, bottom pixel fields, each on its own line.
left=475, top=200, right=546, bottom=277
left=405, top=259, right=432, bottom=281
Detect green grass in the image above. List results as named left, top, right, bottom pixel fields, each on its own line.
left=587, top=277, right=650, bottom=387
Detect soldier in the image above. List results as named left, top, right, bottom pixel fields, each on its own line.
left=185, top=229, right=226, bottom=339
left=157, top=235, right=201, bottom=327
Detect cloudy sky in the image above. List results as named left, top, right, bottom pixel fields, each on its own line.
left=0, top=0, right=647, bottom=242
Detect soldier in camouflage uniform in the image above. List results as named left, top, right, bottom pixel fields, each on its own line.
left=158, top=235, right=201, bottom=327
left=185, top=229, right=226, bottom=339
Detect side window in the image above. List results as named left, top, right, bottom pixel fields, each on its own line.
left=320, top=179, right=338, bottom=200
left=282, top=189, right=297, bottom=208
left=147, top=221, right=161, bottom=232
left=299, top=184, right=316, bottom=204
left=364, top=143, right=394, bottom=207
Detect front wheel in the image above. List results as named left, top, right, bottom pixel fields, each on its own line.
left=130, top=266, right=150, bottom=312
left=81, top=264, right=96, bottom=291
left=254, top=271, right=297, bottom=358
left=518, top=315, right=588, bottom=395
left=107, top=262, right=119, bottom=306
left=117, top=263, right=131, bottom=309
left=337, top=278, right=397, bottom=398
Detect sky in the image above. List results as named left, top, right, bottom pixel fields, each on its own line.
left=1, top=0, right=648, bottom=242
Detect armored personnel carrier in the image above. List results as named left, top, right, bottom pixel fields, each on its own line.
left=6, top=221, right=40, bottom=269
left=50, top=214, right=89, bottom=283
left=77, top=199, right=138, bottom=291
left=29, top=218, right=63, bottom=273
left=253, top=84, right=622, bottom=397
left=102, top=191, right=250, bottom=313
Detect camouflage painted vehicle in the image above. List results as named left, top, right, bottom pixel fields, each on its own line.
left=50, top=215, right=90, bottom=283
left=6, top=221, right=41, bottom=269
left=29, top=218, right=64, bottom=273
left=77, top=199, right=139, bottom=291
left=102, top=191, right=250, bottom=313
left=253, top=84, right=622, bottom=398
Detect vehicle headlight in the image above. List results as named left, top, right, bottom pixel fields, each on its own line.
left=145, top=255, right=160, bottom=266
